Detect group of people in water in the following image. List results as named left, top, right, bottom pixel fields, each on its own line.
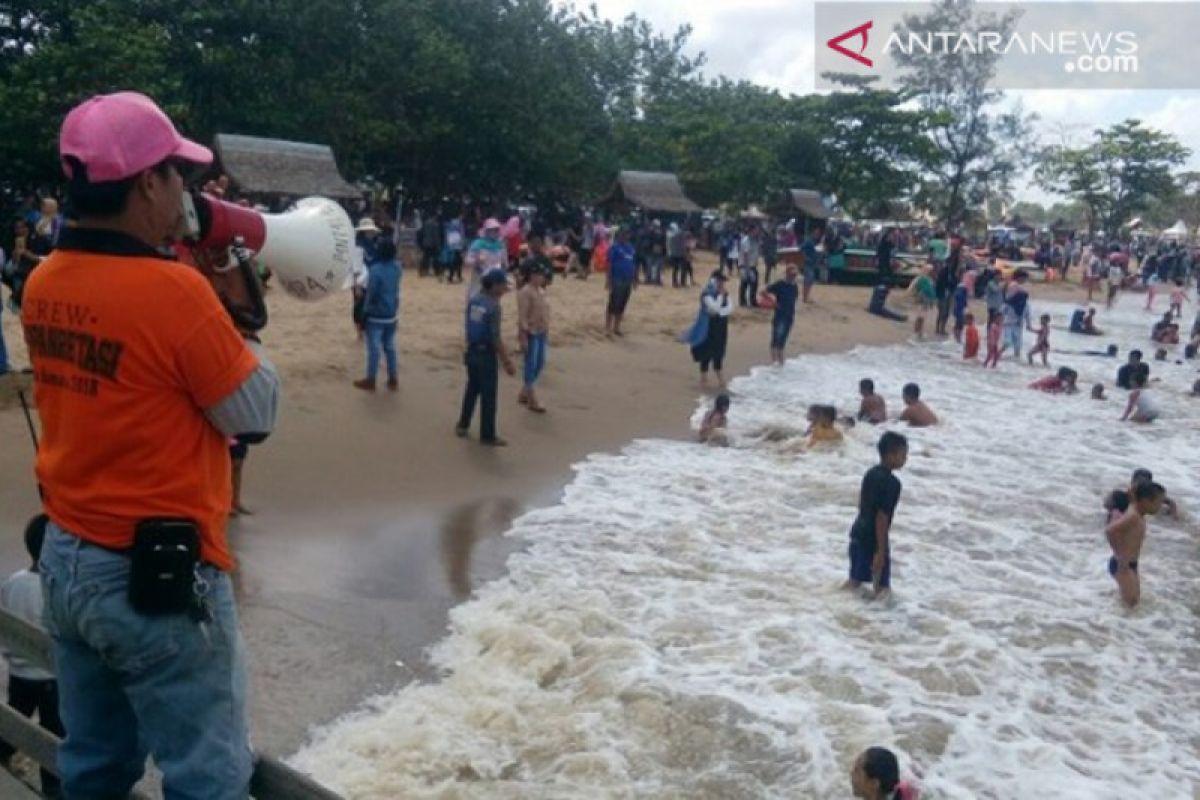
left=699, top=258, right=1190, bottom=623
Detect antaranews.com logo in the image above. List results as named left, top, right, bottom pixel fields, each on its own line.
left=815, top=3, right=1193, bottom=90
left=827, top=21, right=1137, bottom=74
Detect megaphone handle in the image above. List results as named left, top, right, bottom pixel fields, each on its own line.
left=225, top=241, right=269, bottom=333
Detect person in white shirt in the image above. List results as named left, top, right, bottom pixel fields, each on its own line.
left=0, top=515, right=63, bottom=795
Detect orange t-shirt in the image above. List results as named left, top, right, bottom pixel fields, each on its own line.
left=22, top=246, right=258, bottom=571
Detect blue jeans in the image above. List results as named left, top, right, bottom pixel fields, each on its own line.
left=523, top=333, right=547, bottom=388
left=0, top=299, right=8, bottom=374
left=770, top=315, right=793, bottom=350
left=365, top=319, right=398, bottom=382
left=39, top=524, right=251, bottom=799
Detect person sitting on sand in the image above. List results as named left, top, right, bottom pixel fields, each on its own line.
left=1092, top=383, right=1106, bottom=400
left=699, top=393, right=730, bottom=445
left=1029, top=367, right=1078, bottom=394
left=851, top=746, right=919, bottom=800
left=898, top=383, right=938, bottom=427
left=844, top=432, right=908, bottom=598
left=806, top=404, right=843, bottom=446
left=857, top=378, right=887, bottom=423
left=1105, top=480, right=1165, bottom=608
left=1121, top=371, right=1159, bottom=423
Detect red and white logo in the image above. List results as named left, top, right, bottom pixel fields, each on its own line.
left=827, top=21, right=874, bottom=67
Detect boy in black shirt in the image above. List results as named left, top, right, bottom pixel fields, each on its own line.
left=1115, top=350, right=1144, bottom=390
left=845, top=431, right=908, bottom=597
left=765, top=265, right=800, bottom=365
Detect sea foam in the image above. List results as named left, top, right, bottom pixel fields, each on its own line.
left=293, top=295, right=1200, bottom=799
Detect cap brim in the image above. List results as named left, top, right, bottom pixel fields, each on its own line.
left=173, top=137, right=213, bottom=165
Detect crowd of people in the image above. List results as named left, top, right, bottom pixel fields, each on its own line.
left=695, top=224, right=1192, bottom=623
left=0, top=91, right=1195, bottom=798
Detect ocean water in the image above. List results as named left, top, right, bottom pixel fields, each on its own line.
left=292, top=296, right=1200, bottom=799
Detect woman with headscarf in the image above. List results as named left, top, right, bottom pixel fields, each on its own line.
left=465, top=218, right=508, bottom=298
left=680, top=271, right=733, bottom=387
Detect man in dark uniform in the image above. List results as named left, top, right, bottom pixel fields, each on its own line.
left=456, top=269, right=516, bottom=446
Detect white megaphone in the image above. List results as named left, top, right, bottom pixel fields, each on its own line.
left=184, top=193, right=355, bottom=302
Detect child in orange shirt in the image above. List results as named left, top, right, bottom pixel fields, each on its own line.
left=962, top=312, right=980, bottom=360
left=983, top=309, right=1003, bottom=368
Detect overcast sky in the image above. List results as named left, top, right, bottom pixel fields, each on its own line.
left=584, top=0, right=1200, bottom=207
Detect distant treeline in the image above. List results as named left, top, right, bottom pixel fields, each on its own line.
left=0, top=0, right=937, bottom=219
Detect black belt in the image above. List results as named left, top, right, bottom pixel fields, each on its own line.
left=73, top=533, right=219, bottom=571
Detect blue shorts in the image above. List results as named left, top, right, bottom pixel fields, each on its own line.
left=849, top=539, right=891, bottom=587
left=770, top=316, right=793, bottom=349
left=1108, top=556, right=1138, bottom=577
left=1003, top=324, right=1022, bottom=351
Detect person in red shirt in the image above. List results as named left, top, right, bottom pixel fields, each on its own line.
left=25, top=92, right=279, bottom=799
left=1030, top=367, right=1079, bottom=394
left=962, top=311, right=980, bottom=360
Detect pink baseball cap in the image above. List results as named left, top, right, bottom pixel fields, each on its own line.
left=59, top=91, right=212, bottom=182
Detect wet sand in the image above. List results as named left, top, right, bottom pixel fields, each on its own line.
left=0, top=257, right=1081, bottom=757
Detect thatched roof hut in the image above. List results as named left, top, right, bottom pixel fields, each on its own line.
left=214, top=134, right=360, bottom=200
left=596, top=171, right=701, bottom=214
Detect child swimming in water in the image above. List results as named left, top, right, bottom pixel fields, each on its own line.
left=1105, top=480, right=1165, bottom=608
left=1091, top=383, right=1106, bottom=400
left=1028, top=366, right=1078, bottom=394
left=851, top=746, right=919, bottom=800
left=699, top=393, right=730, bottom=444
left=857, top=378, right=887, bottom=423
left=807, top=404, right=844, bottom=445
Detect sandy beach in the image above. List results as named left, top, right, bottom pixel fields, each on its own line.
left=0, top=254, right=1080, bottom=758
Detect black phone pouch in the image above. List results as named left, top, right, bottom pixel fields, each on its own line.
left=129, top=518, right=200, bottom=615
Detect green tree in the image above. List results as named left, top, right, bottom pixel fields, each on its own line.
left=891, top=0, right=1035, bottom=230
left=0, top=1, right=181, bottom=192
left=785, top=75, right=934, bottom=219
left=1036, top=120, right=1189, bottom=235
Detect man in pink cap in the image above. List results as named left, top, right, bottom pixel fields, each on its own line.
left=24, top=91, right=278, bottom=798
